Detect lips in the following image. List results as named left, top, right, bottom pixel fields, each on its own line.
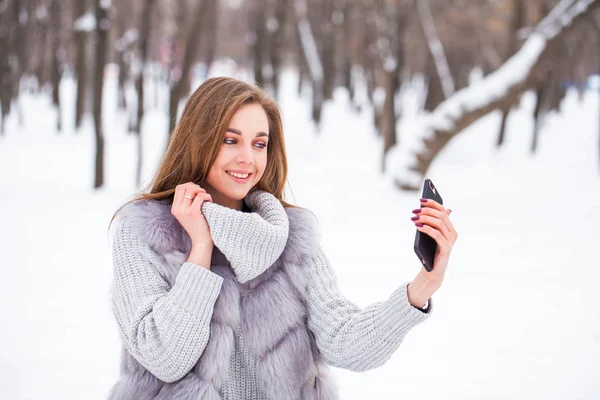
left=226, top=170, right=252, bottom=183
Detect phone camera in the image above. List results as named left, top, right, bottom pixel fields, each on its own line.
left=428, top=180, right=436, bottom=195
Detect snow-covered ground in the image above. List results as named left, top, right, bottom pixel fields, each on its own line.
left=0, top=68, right=599, bottom=399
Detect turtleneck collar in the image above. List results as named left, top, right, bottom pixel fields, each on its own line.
left=200, top=190, right=290, bottom=283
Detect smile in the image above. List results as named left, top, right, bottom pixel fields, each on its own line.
left=226, top=170, right=251, bottom=181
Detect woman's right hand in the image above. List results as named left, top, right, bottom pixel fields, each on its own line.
left=171, top=182, right=213, bottom=247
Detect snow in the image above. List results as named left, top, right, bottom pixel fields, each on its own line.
left=74, top=12, right=96, bottom=33
left=0, top=67, right=599, bottom=399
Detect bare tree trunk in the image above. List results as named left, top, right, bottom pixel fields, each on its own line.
left=202, top=0, right=218, bottom=69
left=423, top=56, right=445, bottom=112
left=74, top=0, right=89, bottom=130
left=320, top=0, right=335, bottom=101
left=50, top=0, right=63, bottom=132
left=14, top=0, right=28, bottom=128
left=377, top=0, right=406, bottom=174
left=381, top=69, right=397, bottom=173
left=93, top=0, right=110, bottom=189
left=342, top=0, right=355, bottom=105
left=268, top=0, right=288, bottom=98
left=394, top=0, right=600, bottom=190
left=250, top=0, right=266, bottom=88
left=0, top=0, right=15, bottom=135
left=168, top=0, right=211, bottom=137
left=294, top=0, right=324, bottom=125
left=530, top=85, right=547, bottom=154
left=496, top=109, right=510, bottom=147
left=294, top=20, right=308, bottom=96
left=133, top=0, right=155, bottom=187
left=34, top=10, right=51, bottom=88
left=496, top=0, right=526, bottom=147
left=115, top=18, right=128, bottom=111
left=416, top=0, right=454, bottom=98
left=587, top=15, right=600, bottom=171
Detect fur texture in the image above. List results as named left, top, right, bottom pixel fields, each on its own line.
left=108, top=191, right=337, bottom=400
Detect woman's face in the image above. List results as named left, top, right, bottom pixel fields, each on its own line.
left=204, top=103, right=269, bottom=209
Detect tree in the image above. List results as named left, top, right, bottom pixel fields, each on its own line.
left=92, top=0, right=111, bottom=188
left=294, top=0, right=324, bottom=125
left=393, top=0, right=600, bottom=190
left=249, top=0, right=267, bottom=88
left=50, top=0, right=64, bottom=132
left=132, top=0, right=155, bottom=186
left=74, top=0, right=91, bottom=130
left=374, top=0, right=409, bottom=173
left=168, top=0, right=213, bottom=138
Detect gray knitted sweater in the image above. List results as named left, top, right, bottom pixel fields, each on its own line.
left=110, top=194, right=432, bottom=399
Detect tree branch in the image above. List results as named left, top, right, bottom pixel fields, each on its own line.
left=392, top=0, right=600, bottom=190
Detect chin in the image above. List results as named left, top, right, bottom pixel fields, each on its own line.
left=223, top=185, right=253, bottom=200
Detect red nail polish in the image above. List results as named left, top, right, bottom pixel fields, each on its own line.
left=412, top=209, right=421, bottom=214
left=411, top=216, right=420, bottom=221
left=415, top=223, right=424, bottom=227
left=419, top=198, right=428, bottom=203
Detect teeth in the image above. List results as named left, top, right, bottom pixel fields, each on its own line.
left=227, top=171, right=249, bottom=179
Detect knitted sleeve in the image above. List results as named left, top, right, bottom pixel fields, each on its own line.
left=111, top=218, right=224, bottom=383
left=305, top=246, right=431, bottom=372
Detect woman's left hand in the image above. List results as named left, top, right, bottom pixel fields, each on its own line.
left=412, top=198, right=458, bottom=282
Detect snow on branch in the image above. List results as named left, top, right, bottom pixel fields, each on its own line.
left=390, top=0, right=599, bottom=190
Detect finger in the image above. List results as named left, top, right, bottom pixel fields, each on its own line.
left=173, top=184, right=185, bottom=208
left=177, top=184, right=203, bottom=214
left=183, top=190, right=195, bottom=202
left=419, top=198, right=444, bottom=211
left=416, top=206, right=457, bottom=242
left=415, top=223, right=450, bottom=252
left=413, top=215, right=452, bottom=242
left=191, top=193, right=212, bottom=213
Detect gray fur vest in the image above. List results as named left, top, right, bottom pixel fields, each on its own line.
left=108, top=190, right=338, bottom=400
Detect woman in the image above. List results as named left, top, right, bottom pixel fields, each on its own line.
left=107, top=77, right=458, bottom=400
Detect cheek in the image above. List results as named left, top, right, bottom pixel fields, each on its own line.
left=256, top=152, right=268, bottom=175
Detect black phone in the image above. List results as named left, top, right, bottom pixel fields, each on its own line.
left=413, top=179, right=443, bottom=272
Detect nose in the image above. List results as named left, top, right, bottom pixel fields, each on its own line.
left=235, top=144, right=253, bottom=165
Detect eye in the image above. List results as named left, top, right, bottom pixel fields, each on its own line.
left=254, top=142, right=267, bottom=149
left=224, top=138, right=236, bottom=145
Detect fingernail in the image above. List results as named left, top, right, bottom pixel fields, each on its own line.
left=448, top=209, right=452, bottom=214
left=415, top=223, right=424, bottom=227
left=412, top=209, right=421, bottom=214
left=419, top=198, right=428, bottom=203
left=411, top=216, right=420, bottom=221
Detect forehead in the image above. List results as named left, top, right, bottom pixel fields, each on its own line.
left=229, top=103, right=269, bottom=130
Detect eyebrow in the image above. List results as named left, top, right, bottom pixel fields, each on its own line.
left=226, top=128, right=268, bottom=138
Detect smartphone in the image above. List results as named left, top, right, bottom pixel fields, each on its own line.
left=413, top=179, right=443, bottom=272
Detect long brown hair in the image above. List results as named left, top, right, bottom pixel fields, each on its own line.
left=110, top=77, right=295, bottom=227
